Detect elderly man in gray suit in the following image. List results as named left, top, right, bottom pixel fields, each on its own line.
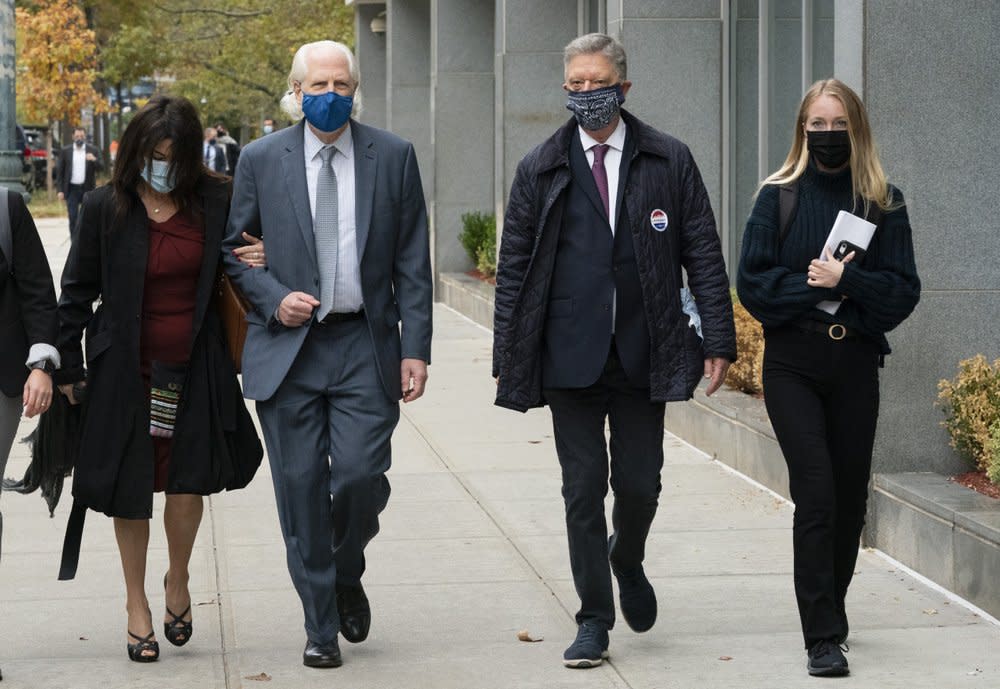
left=222, top=40, right=432, bottom=669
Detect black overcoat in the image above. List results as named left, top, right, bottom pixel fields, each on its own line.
left=0, top=191, right=58, bottom=397
left=55, top=177, right=262, bottom=520
left=493, top=111, right=737, bottom=412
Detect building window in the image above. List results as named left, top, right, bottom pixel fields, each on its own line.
left=726, top=0, right=834, bottom=274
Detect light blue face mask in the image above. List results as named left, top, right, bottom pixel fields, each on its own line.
left=141, top=159, right=176, bottom=194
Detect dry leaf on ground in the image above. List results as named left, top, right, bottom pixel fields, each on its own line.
left=244, top=673, right=272, bottom=682
left=719, top=656, right=733, bottom=661
left=517, top=630, right=543, bottom=642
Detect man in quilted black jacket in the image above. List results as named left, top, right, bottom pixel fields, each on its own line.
left=493, top=33, right=736, bottom=669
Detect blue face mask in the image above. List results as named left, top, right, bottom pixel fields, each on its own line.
left=140, top=159, right=176, bottom=194
left=262, top=124, right=274, bottom=135
left=301, top=90, right=353, bottom=133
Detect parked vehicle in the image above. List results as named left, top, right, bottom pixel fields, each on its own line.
left=18, top=125, right=59, bottom=191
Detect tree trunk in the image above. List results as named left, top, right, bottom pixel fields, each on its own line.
left=45, top=125, right=54, bottom=200
left=115, top=82, right=124, bottom=141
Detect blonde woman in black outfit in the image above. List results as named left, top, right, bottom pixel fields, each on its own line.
left=737, top=79, right=920, bottom=677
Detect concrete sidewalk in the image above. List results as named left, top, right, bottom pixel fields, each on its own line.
left=0, top=218, right=996, bottom=688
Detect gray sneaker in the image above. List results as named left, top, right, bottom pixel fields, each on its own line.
left=563, top=623, right=610, bottom=669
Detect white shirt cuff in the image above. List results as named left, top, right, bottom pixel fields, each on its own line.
left=26, top=343, right=61, bottom=369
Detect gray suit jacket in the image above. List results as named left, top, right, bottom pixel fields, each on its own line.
left=222, top=119, right=432, bottom=402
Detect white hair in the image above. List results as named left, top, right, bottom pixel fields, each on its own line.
left=563, top=33, right=628, bottom=81
left=279, top=40, right=363, bottom=120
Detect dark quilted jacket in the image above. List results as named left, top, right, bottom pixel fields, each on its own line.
left=493, top=111, right=736, bottom=412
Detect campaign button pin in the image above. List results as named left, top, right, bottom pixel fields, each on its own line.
left=650, top=209, right=668, bottom=232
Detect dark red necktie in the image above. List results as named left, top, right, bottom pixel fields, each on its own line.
left=591, top=144, right=610, bottom=220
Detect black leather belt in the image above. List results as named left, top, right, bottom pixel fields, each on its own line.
left=317, top=309, right=365, bottom=325
left=790, top=319, right=859, bottom=341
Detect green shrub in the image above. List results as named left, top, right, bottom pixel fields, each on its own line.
left=476, top=234, right=497, bottom=278
left=725, top=290, right=764, bottom=395
left=459, top=211, right=495, bottom=266
left=937, top=355, right=1000, bottom=484
left=987, top=422, right=1000, bottom=486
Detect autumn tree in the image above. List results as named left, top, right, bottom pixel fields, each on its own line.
left=154, top=1, right=354, bottom=139
left=15, top=0, right=106, bottom=196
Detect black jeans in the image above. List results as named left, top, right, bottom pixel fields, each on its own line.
left=66, top=184, right=85, bottom=240
left=544, top=344, right=666, bottom=629
left=762, top=327, right=880, bottom=648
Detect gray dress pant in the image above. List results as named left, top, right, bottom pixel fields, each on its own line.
left=1, top=394, right=23, bottom=560
left=256, top=318, right=399, bottom=644
left=0, top=395, right=19, bottom=483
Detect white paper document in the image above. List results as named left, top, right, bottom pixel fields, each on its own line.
left=815, top=210, right=877, bottom=315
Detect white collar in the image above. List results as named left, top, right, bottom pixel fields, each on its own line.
left=578, top=117, right=627, bottom=153
left=304, top=121, right=354, bottom=161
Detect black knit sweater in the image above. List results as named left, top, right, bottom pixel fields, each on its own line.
left=736, top=161, right=920, bottom=353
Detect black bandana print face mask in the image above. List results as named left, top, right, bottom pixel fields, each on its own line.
left=566, top=84, right=625, bottom=132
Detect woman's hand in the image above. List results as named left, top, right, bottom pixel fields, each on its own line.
left=58, top=382, right=84, bottom=406
left=233, top=232, right=266, bottom=267
left=807, top=246, right=855, bottom=288
left=23, top=369, right=53, bottom=418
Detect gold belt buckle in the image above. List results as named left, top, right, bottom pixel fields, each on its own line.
left=828, top=324, right=847, bottom=341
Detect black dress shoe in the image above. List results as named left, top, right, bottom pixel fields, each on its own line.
left=303, top=639, right=342, bottom=668
left=336, top=583, right=371, bottom=643
left=613, top=565, right=657, bottom=632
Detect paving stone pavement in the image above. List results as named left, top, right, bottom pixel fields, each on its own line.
left=0, top=217, right=996, bottom=688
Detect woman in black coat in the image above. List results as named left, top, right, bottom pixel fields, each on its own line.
left=54, top=96, right=263, bottom=663
left=737, top=79, right=920, bottom=678
left=1, top=187, right=59, bottom=494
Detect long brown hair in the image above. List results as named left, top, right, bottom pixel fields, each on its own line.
left=111, top=95, right=221, bottom=218
left=759, top=79, right=897, bottom=214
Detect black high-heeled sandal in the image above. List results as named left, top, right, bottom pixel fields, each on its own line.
left=127, top=629, right=160, bottom=662
left=163, top=574, right=193, bottom=647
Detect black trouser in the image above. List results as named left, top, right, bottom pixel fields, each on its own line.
left=544, top=343, right=665, bottom=629
left=66, top=184, right=85, bottom=240
left=762, top=327, right=880, bottom=648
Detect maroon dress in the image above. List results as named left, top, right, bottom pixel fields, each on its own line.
left=139, top=211, right=204, bottom=492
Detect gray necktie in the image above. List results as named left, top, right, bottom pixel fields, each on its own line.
left=314, top=145, right=339, bottom=320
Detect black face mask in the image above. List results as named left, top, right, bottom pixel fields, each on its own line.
left=806, top=130, right=851, bottom=169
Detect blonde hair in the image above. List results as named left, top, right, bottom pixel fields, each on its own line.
left=760, top=79, right=897, bottom=214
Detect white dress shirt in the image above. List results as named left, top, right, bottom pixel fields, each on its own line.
left=578, top=117, right=627, bottom=234
left=303, top=123, right=363, bottom=313
left=70, top=146, right=86, bottom=185
left=579, top=117, right=627, bottom=331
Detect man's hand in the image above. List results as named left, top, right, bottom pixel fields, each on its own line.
left=401, top=358, right=428, bottom=403
left=85, top=153, right=97, bottom=162
left=703, top=357, right=730, bottom=397
left=278, top=292, right=320, bottom=327
left=807, top=246, right=855, bottom=288
left=57, top=192, right=65, bottom=201
left=23, top=369, right=53, bottom=418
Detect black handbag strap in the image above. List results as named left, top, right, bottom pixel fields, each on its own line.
left=777, top=183, right=798, bottom=248
left=58, top=500, right=87, bottom=580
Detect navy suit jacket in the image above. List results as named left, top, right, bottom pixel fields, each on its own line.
left=222, top=119, right=432, bottom=402
left=542, top=129, right=650, bottom=389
